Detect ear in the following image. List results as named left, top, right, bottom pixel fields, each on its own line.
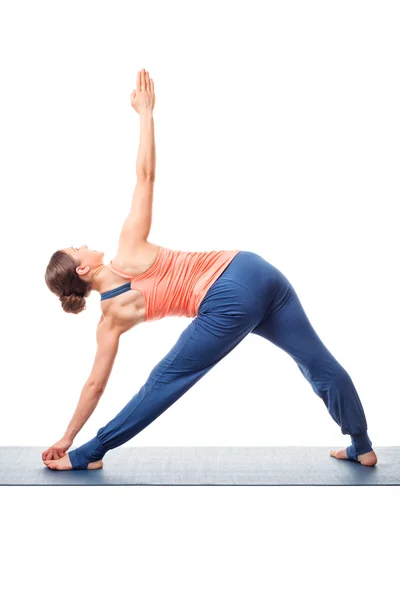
left=77, top=265, right=90, bottom=277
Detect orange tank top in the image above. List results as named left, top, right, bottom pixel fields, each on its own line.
left=106, top=245, right=241, bottom=321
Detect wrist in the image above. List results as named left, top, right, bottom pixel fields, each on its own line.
left=139, top=109, right=153, bottom=119
left=63, top=429, right=77, bottom=442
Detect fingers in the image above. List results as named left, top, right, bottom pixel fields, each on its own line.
left=138, top=68, right=152, bottom=92
left=42, top=448, right=58, bottom=461
left=140, top=68, right=148, bottom=92
left=141, top=68, right=149, bottom=92
left=133, top=69, right=154, bottom=110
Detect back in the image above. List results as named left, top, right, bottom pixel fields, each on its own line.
left=102, top=243, right=241, bottom=322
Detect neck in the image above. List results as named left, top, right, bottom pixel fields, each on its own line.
left=90, top=264, right=108, bottom=293
left=92, top=264, right=106, bottom=278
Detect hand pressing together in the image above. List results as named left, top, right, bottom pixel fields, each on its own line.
left=131, top=68, right=156, bottom=115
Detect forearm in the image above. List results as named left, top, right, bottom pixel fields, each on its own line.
left=63, top=383, right=103, bottom=442
left=136, top=111, right=156, bottom=179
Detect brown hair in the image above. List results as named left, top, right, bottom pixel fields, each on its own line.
left=45, top=250, right=92, bottom=314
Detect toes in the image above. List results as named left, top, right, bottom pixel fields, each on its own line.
left=330, top=449, right=348, bottom=459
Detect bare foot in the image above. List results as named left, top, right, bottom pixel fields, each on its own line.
left=330, top=448, right=378, bottom=466
left=43, top=454, right=103, bottom=470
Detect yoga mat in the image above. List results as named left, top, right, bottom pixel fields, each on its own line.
left=0, top=446, right=398, bottom=486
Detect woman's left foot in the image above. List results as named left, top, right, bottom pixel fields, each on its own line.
left=43, top=454, right=103, bottom=470
left=330, top=448, right=378, bottom=466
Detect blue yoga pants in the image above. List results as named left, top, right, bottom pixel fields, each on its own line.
left=68, top=250, right=373, bottom=469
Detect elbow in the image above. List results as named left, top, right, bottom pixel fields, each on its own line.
left=86, top=381, right=105, bottom=395
left=137, top=171, right=155, bottom=181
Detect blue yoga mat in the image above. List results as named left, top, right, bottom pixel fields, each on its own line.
left=0, top=446, right=398, bottom=486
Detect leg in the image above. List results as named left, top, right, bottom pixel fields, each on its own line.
left=68, top=278, right=263, bottom=469
left=251, top=281, right=375, bottom=463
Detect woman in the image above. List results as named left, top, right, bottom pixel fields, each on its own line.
left=43, top=69, right=377, bottom=470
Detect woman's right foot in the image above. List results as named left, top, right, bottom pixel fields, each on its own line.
left=330, top=448, right=378, bottom=466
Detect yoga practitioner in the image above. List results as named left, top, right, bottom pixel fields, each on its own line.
left=43, top=69, right=377, bottom=470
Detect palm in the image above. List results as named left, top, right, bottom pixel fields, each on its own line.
left=131, top=68, right=155, bottom=114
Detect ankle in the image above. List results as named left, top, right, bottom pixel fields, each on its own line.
left=350, top=431, right=373, bottom=456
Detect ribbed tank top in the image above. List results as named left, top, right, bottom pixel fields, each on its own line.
left=104, top=245, right=241, bottom=321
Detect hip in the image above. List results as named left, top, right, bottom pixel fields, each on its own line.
left=198, top=250, right=293, bottom=318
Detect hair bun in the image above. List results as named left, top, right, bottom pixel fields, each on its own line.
left=59, top=292, right=86, bottom=314
left=46, top=249, right=90, bottom=315
left=60, top=292, right=82, bottom=300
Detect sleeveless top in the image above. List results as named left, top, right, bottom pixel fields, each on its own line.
left=100, top=245, right=241, bottom=321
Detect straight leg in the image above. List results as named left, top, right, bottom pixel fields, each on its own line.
left=68, top=277, right=264, bottom=469
left=251, top=282, right=373, bottom=461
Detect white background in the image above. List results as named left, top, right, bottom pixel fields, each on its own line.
left=0, top=1, right=398, bottom=598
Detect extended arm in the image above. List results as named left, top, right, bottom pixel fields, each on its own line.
left=62, top=384, right=104, bottom=442
left=118, top=69, right=157, bottom=250
left=136, top=111, right=156, bottom=179
left=62, top=321, right=120, bottom=442
left=134, top=68, right=156, bottom=179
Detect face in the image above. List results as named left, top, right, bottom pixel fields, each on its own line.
left=63, top=245, right=105, bottom=278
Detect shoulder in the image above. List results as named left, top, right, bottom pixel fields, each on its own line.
left=112, top=240, right=161, bottom=272
left=97, top=313, right=124, bottom=337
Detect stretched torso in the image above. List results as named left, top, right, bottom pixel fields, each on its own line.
left=100, top=241, right=160, bottom=334
left=99, top=242, right=241, bottom=335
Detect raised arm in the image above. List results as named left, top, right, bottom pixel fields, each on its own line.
left=117, top=69, right=156, bottom=252
left=134, top=68, right=156, bottom=179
